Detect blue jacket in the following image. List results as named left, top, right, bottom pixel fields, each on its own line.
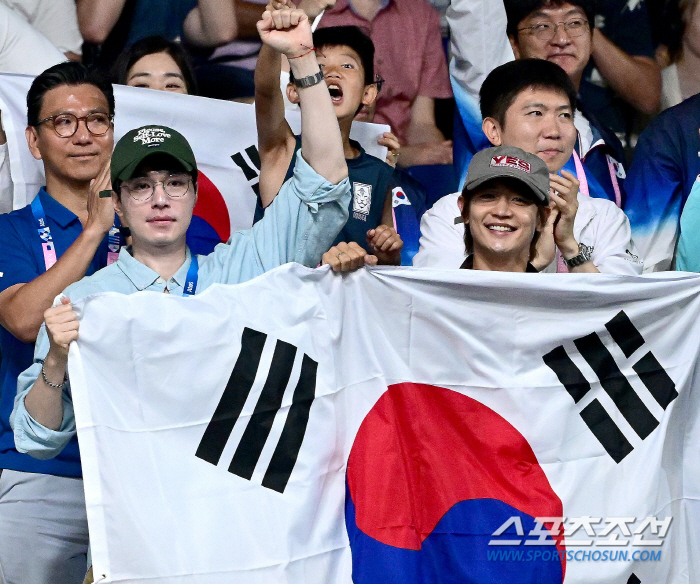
left=624, top=94, right=700, bottom=272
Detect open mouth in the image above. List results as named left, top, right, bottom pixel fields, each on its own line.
left=327, top=83, right=343, bottom=103
left=487, top=225, right=515, bottom=233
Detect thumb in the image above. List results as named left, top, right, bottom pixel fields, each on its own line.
left=60, top=297, right=71, bottom=305
left=364, top=255, right=379, bottom=267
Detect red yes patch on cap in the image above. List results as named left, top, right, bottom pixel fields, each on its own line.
left=490, top=155, right=531, bottom=173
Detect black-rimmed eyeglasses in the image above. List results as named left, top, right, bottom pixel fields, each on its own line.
left=35, top=112, right=113, bottom=138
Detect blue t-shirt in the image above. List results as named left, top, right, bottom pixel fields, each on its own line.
left=283, top=138, right=394, bottom=247
left=0, top=189, right=115, bottom=477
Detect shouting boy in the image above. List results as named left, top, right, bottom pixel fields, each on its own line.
left=255, top=1, right=402, bottom=267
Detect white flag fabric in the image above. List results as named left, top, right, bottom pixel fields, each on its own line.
left=0, top=72, right=388, bottom=231
left=68, top=266, right=700, bottom=584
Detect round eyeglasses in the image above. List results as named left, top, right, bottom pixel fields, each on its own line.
left=518, top=19, right=590, bottom=41
left=36, top=112, right=113, bottom=138
left=119, top=174, right=193, bottom=202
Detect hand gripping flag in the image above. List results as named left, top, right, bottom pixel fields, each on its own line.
left=68, top=267, right=700, bottom=583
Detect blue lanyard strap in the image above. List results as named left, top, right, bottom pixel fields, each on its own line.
left=182, top=255, right=199, bottom=296
left=30, top=195, right=57, bottom=271
left=31, top=194, right=121, bottom=269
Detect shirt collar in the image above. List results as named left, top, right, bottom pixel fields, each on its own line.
left=460, top=255, right=538, bottom=272
left=169, top=248, right=193, bottom=288
left=115, top=246, right=192, bottom=292
left=38, top=188, right=80, bottom=229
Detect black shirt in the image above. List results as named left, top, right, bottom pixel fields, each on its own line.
left=460, top=256, right=538, bottom=272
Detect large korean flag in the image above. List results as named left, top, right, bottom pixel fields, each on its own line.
left=68, top=267, right=700, bottom=583
left=0, top=72, right=388, bottom=233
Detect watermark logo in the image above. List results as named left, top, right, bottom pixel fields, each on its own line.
left=490, top=516, right=671, bottom=547
left=487, top=516, right=670, bottom=562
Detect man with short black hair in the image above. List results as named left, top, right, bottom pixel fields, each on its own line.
left=458, top=146, right=556, bottom=273
left=448, top=0, right=643, bottom=206
left=10, top=10, right=350, bottom=583
left=414, top=59, right=641, bottom=275
left=0, top=61, right=118, bottom=584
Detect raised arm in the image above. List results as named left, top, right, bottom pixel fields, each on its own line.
left=446, top=0, right=514, bottom=102
left=254, top=8, right=297, bottom=207
left=184, top=0, right=238, bottom=47
left=0, top=165, right=114, bottom=343
left=591, top=29, right=661, bottom=115
left=76, top=0, right=128, bottom=44
left=258, top=7, right=346, bottom=183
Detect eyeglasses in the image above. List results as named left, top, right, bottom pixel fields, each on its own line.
left=36, top=112, right=113, bottom=137
left=120, top=174, right=192, bottom=202
left=518, top=18, right=590, bottom=41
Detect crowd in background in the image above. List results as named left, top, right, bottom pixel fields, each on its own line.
left=1, top=1, right=700, bottom=583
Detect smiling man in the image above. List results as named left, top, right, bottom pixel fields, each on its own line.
left=458, top=146, right=558, bottom=273
left=0, top=62, right=119, bottom=584
left=414, top=59, right=641, bottom=275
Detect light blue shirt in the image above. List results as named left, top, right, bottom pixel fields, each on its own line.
left=12, top=152, right=350, bottom=460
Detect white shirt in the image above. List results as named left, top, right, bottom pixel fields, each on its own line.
left=0, top=4, right=64, bottom=74
left=413, top=192, right=643, bottom=275
left=574, top=109, right=595, bottom=158
left=0, top=143, right=12, bottom=215
left=0, top=0, right=82, bottom=55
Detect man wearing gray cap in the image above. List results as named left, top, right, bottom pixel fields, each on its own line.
left=459, top=146, right=598, bottom=273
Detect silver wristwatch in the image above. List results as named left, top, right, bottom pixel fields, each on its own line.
left=563, top=243, right=594, bottom=268
left=293, top=69, right=324, bottom=89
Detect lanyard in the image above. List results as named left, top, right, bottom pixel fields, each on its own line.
left=572, top=150, right=590, bottom=198
left=30, top=196, right=58, bottom=271
left=30, top=195, right=120, bottom=271
left=107, top=226, right=120, bottom=266
left=182, top=255, right=199, bottom=296
left=605, top=155, right=623, bottom=208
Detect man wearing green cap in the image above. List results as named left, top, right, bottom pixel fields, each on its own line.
left=9, top=6, right=350, bottom=579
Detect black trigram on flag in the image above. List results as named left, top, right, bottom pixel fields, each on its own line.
left=231, top=145, right=262, bottom=201
left=543, top=311, right=678, bottom=463
left=195, top=327, right=317, bottom=493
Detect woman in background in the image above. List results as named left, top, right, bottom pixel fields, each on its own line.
left=111, top=35, right=197, bottom=94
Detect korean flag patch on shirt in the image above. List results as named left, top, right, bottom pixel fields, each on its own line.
left=353, top=183, right=372, bottom=221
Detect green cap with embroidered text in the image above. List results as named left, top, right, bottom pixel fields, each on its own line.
left=111, top=125, right=197, bottom=184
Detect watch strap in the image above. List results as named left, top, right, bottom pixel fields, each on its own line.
left=293, top=69, right=324, bottom=89
left=563, top=243, right=594, bottom=268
